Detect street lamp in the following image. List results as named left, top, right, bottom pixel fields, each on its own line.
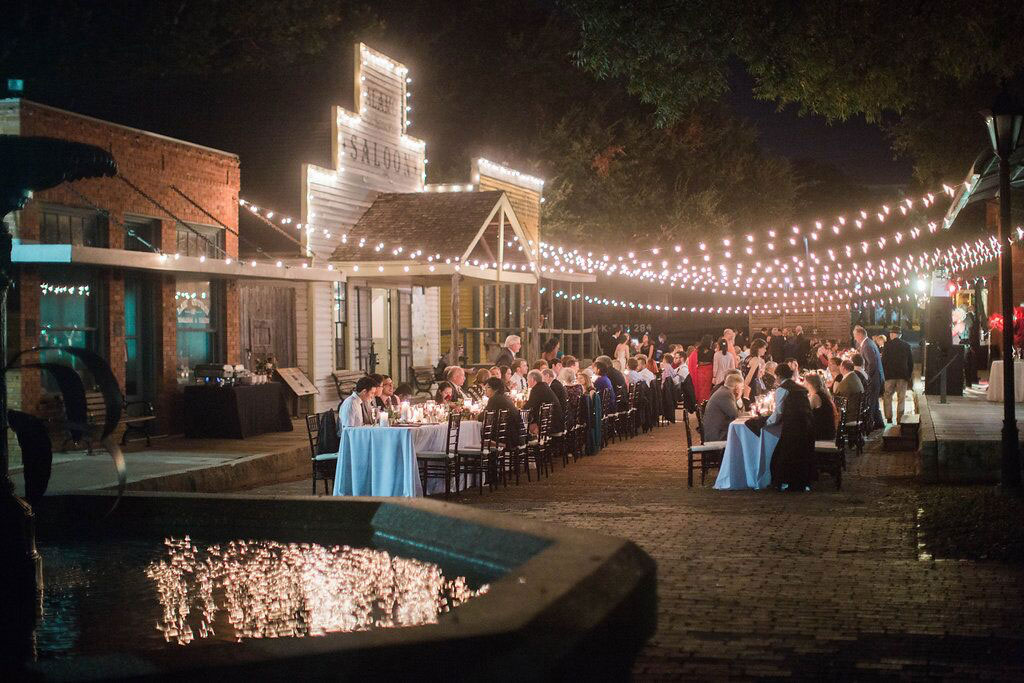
left=983, top=92, right=1023, bottom=492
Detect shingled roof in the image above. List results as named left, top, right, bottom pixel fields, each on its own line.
left=330, top=190, right=509, bottom=262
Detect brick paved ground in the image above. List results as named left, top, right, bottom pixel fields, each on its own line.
left=251, top=418, right=1024, bottom=679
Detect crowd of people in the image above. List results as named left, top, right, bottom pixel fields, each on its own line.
left=336, top=323, right=916, bottom=492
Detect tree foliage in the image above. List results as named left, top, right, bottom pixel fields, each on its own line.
left=568, top=0, right=1024, bottom=182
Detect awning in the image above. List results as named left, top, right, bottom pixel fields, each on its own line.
left=13, top=242, right=343, bottom=282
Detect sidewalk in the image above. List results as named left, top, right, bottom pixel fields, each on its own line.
left=13, top=421, right=310, bottom=495
left=253, top=418, right=1024, bottom=679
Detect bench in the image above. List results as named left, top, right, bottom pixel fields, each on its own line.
left=43, top=391, right=156, bottom=455
left=332, top=370, right=365, bottom=399
left=410, top=365, right=436, bottom=396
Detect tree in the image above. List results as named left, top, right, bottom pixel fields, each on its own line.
left=567, top=0, right=1024, bottom=183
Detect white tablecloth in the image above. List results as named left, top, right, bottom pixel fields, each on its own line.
left=713, top=418, right=781, bottom=491
left=987, top=361, right=1024, bottom=403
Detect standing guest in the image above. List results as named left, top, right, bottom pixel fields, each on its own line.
left=638, top=333, right=657, bottom=369
left=543, top=367, right=568, bottom=414
left=753, top=327, right=769, bottom=342
left=375, top=375, right=400, bottom=412
left=788, top=326, right=810, bottom=368
left=655, top=332, right=669, bottom=360
left=687, top=335, right=716, bottom=403
left=874, top=334, right=887, bottom=351
left=703, top=374, right=744, bottom=441
left=593, top=359, right=616, bottom=400
left=494, top=334, right=521, bottom=368
left=804, top=372, right=838, bottom=440
left=766, top=363, right=798, bottom=427
left=596, top=354, right=628, bottom=400
left=482, top=377, right=523, bottom=448
left=712, top=338, right=737, bottom=389
left=434, top=381, right=455, bottom=404
left=339, top=375, right=382, bottom=428
left=602, top=326, right=623, bottom=357
left=768, top=327, right=787, bottom=364
left=614, top=334, right=631, bottom=372
left=881, top=326, right=914, bottom=425
left=770, top=371, right=816, bottom=492
left=741, top=338, right=768, bottom=399
left=541, top=337, right=561, bottom=363
left=734, top=328, right=748, bottom=351
left=444, top=366, right=467, bottom=401
left=853, top=325, right=885, bottom=431
left=524, top=369, right=563, bottom=434
left=816, top=341, right=831, bottom=369
left=510, top=359, right=529, bottom=392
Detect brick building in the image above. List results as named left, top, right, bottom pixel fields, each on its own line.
left=2, top=98, right=339, bottom=439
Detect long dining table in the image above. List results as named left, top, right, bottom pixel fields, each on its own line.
left=713, top=417, right=781, bottom=490
left=332, top=420, right=483, bottom=497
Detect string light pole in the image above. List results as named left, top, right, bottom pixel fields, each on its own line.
left=983, top=92, right=1023, bottom=492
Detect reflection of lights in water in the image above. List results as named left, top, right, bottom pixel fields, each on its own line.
left=146, top=537, right=487, bottom=645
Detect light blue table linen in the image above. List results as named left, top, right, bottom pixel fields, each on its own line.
left=713, top=419, right=781, bottom=490
left=333, top=426, right=423, bottom=497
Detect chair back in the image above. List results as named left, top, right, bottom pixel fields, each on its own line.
left=517, top=409, right=531, bottom=446
left=444, top=410, right=463, bottom=455
left=600, top=388, right=615, bottom=417
left=305, top=413, right=321, bottom=459
left=564, top=390, right=580, bottom=432
left=492, top=409, right=509, bottom=448
left=835, top=399, right=847, bottom=448
left=695, top=400, right=709, bottom=443
left=538, top=403, right=554, bottom=441
left=682, top=409, right=696, bottom=449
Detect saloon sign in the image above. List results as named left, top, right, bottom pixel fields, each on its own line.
left=303, top=43, right=426, bottom=260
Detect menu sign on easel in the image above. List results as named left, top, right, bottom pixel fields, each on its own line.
left=275, top=367, right=318, bottom=397
left=302, top=43, right=426, bottom=261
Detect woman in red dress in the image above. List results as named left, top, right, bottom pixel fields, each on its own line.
left=688, top=334, right=715, bottom=404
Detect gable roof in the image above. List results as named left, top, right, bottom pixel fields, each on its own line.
left=331, top=190, right=519, bottom=264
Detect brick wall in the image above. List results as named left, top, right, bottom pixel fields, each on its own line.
left=5, top=99, right=240, bottom=432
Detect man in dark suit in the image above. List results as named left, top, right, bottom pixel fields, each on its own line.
left=483, top=377, right=522, bottom=448
left=543, top=367, right=568, bottom=414
left=791, top=326, right=811, bottom=368
left=768, top=327, right=787, bottom=363
left=494, top=334, right=521, bottom=369
left=881, top=326, right=914, bottom=424
left=853, top=325, right=885, bottom=431
left=523, top=370, right=563, bottom=434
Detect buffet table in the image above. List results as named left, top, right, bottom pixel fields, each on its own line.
left=332, top=421, right=483, bottom=497
left=182, top=383, right=293, bottom=439
left=987, top=361, right=1024, bottom=403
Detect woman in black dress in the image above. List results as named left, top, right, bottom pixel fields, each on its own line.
left=770, top=379, right=816, bottom=491
left=804, top=373, right=837, bottom=441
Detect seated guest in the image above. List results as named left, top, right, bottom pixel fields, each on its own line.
left=434, top=381, right=455, bottom=404
left=626, top=357, right=643, bottom=384
left=593, top=359, right=616, bottom=400
left=510, top=359, right=529, bottom=392
left=482, top=377, right=523, bottom=448
left=579, top=358, right=595, bottom=379
left=532, top=359, right=549, bottom=371
left=543, top=367, right=568, bottom=414
left=703, top=373, right=744, bottom=441
left=659, top=355, right=676, bottom=381
left=524, top=369, right=563, bottom=434
left=784, top=357, right=801, bottom=377
left=834, top=360, right=865, bottom=397
left=470, top=368, right=492, bottom=398
left=498, top=365, right=513, bottom=390
left=804, top=372, right=838, bottom=440
left=444, top=366, right=467, bottom=400
left=596, top=354, right=628, bottom=399
left=636, top=355, right=656, bottom=382
left=394, top=383, right=414, bottom=402
left=561, top=355, right=579, bottom=374
left=827, top=356, right=844, bottom=391
left=375, top=374, right=399, bottom=412
left=339, top=375, right=382, bottom=428
left=488, top=365, right=501, bottom=378
left=576, top=370, right=595, bottom=393
left=850, top=353, right=870, bottom=386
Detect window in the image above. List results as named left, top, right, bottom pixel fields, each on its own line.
left=333, top=282, right=347, bottom=370
left=175, top=223, right=224, bottom=259
left=125, top=218, right=159, bottom=252
left=40, top=206, right=105, bottom=247
left=38, top=267, right=103, bottom=391
left=176, top=279, right=224, bottom=382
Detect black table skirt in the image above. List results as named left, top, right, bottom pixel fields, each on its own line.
left=183, top=383, right=293, bottom=439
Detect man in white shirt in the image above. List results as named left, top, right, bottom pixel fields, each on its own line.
left=636, top=355, right=656, bottom=382
left=338, top=375, right=382, bottom=428
left=511, top=359, right=529, bottom=392
left=626, top=357, right=643, bottom=384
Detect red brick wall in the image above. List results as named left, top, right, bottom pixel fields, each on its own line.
left=7, top=100, right=240, bottom=432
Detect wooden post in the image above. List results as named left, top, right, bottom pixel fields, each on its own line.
left=579, top=283, right=585, bottom=358
left=530, top=279, right=542, bottom=361
left=449, top=272, right=461, bottom=365
left=566, top=281, right=573, bottom=355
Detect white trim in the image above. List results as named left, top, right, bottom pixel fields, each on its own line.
left=12, top=242, right=343, bottom=282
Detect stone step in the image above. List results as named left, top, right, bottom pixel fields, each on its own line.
left=882, top=423, right=919, bottom=452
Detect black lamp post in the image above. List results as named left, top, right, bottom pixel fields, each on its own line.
left=983, top=93, right=1023, bottom=492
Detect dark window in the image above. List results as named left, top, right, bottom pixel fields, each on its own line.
left=40, top=206, right=105, bottom=247
left=333, top=282, right=347, bottom=370
left=176, top=278, right=225, bottom=382
left=38, top=266, right=104, bottom=392
left=353, top=286, right=372, bottom=372
left=175, top=223, right=224, bottom=259
left=125, top=218, right=159, bottom=252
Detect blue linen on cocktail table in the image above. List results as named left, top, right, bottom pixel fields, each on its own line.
left=713, top=419, right=781, bottom=490
left=333, top=426, right=423, bottom=497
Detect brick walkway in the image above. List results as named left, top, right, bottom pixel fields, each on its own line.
left=251, top=419, right=1024, bottom=679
